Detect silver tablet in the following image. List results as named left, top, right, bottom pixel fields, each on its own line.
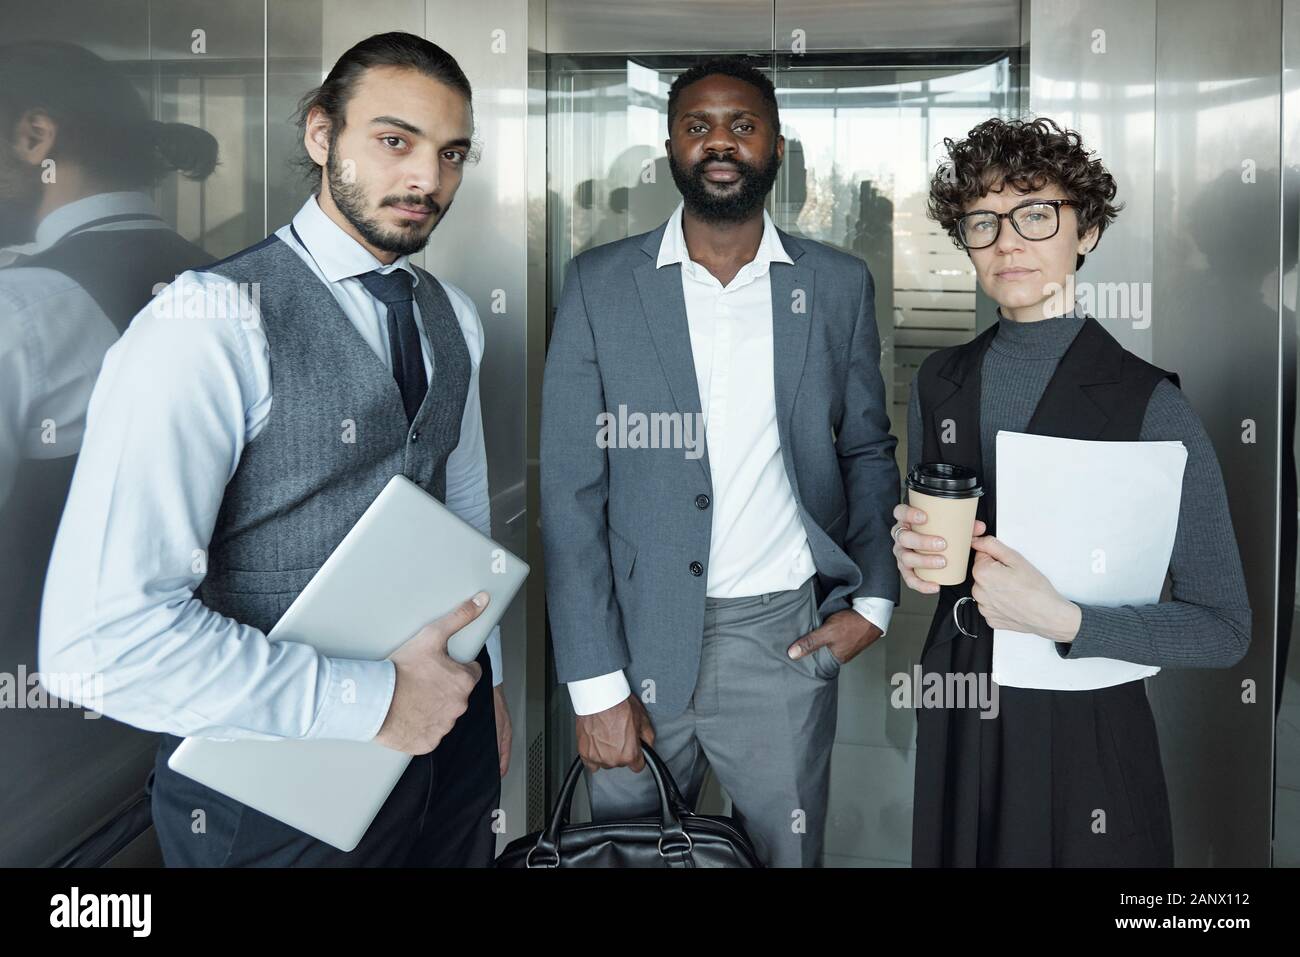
left=168, top=474, right=528, bottom=852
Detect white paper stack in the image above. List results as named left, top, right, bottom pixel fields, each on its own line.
left=990, top=430, right=1187, bottom=691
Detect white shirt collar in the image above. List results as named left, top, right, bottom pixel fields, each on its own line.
left=290, top=193, right=420, bottom=287
left=32, top=191, right=160, bottom=252
left=655, top=201, right=794, bottom=275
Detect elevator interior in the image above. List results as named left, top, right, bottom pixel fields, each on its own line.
left=0, top=0, right=1292, bottom=868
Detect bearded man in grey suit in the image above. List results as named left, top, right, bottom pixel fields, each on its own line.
left=540, top=58, right=900, bottom=867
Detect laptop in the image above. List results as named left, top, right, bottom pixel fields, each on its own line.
left=168, top=474, right=529, bottom=852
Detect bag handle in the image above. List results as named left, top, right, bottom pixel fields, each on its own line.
left=527, top=742, right=695, bottom=868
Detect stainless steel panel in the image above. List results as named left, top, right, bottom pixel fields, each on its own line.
left=547, top=0, right=772, bottom=54
left=422, top=0, right=533, bottom=846
left=775, top=0, right=1021, bottom=52
left=1030, top=0, right=1279, bottom=866
left=1149, top=0, right=1279, bottom=868
left=148, top=0, right=265, bottom=60
left=1279, top=0, right=1300, bottom=868
left=0, top=0, right=262, bottom=866
left=525, top=0, right=550, bottom=835
left=267, top=0, right=326, bottom=231
left=149, top=0, right=267, bottom=255
left=1030, top=0, right=1155, bottom=358
left=0, top=0, right=150, bottom=58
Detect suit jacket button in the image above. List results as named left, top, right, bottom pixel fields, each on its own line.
left=409, top=430, right=420, bottom=443
left=689, top=561, right=703, bottom=576
left=695, top=494, right=710, bottom=509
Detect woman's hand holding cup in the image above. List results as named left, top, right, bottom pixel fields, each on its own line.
left=892, top=503, right=987, bottom=595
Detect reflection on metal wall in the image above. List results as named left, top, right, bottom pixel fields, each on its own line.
left=1029, top=0, right=1155, bottom=358
left=420, top=0, right=534, bottom=849
left=1150, top=0, right=1279, bottom=868
left=0, top=0, right=259, bottom=865
left=1031, top=0, right=1279, bottom=866
left=547, top=0, right=772, bottom=54
left=774, top=0, right=1021, bottom=52
left=0, top=0, right=539, bottom=865
left=1279, top=0, right=1300, bottom=869
left=0, top=0, right=1290, bottom=870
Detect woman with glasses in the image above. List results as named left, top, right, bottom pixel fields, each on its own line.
left=893, top=117, right=1251, bottom=866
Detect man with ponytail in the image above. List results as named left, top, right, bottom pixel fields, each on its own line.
left=38, top=32, right=506, bottom=867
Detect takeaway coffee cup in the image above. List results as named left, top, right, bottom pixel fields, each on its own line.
left=905, top=463, right=984, bottom=586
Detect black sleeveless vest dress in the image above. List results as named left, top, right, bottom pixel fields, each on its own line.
left=910, top=315, right=1180, bottom=867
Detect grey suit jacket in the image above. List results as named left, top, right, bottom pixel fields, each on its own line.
left=540, top=220, right=900, bottom=717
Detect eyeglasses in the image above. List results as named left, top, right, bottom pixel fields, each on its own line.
left=955, top=199, right=1075, bottom=250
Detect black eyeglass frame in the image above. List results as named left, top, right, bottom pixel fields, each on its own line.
left=955, top=199, right=1077, bottom=249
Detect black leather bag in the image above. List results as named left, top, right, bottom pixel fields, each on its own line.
left=496, top=743, right=763, bottom=868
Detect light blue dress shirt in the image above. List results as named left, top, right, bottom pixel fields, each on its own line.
left=39, top=195, right=501, bottom=743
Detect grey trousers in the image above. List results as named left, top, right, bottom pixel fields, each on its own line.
left=587, top=576, right=840, bottom=867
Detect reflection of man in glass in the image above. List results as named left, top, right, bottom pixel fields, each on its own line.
left=0, top=40, right=215, bottom=865
left=0, top=41, right=215, bottom=506
left=543, top=58, right=899, bottom=867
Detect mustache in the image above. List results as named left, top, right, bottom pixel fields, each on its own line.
left=690, top=158, right=757, bottom=177
left=382, top=195, right=441, bottom=214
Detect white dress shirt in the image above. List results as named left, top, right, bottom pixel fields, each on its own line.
left=0, top=192, right=163, bottom=505
left=40, top=195, right=501, bottom=745
left=567, top=203, right=894, bottom=715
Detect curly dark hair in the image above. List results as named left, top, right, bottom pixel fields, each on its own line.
left=928, top=116, right=1121, bottom=271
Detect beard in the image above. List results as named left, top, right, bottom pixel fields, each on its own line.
left=325, top=144, right=446, bottom=257
left=0, top=149, right=42, bottom=247
left=668, top=140, right=781, bottom=224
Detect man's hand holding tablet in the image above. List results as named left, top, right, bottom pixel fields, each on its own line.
left=374, top=592, right=491, bottom=755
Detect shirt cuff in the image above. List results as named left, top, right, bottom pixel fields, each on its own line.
left=305, top=656, right=396, bottom=742
left=851, top=596, right=893, bottom=636
left=1055, top=603, right=1094, bottom=658
left=567, top=670, right=631, bottom=716
left=486, top=625, right=503, bottom=687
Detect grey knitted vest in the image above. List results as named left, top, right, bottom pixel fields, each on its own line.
left=192, top=233, right=470, bottom=634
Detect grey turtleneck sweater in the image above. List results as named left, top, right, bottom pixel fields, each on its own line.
left=906, top=308, right=1251, bottom=667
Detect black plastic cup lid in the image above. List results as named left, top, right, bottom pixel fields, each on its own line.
left=906, top=462, right=983, bottom=499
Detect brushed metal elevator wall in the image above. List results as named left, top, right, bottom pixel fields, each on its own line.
left=1030, top=0, right=1280, bottom=866
left=321, top=0, right=537, bottom=852
left=0, top=0, right=1284, bottom=868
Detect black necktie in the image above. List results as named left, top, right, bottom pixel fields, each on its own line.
left=356, top=268, right=427, bottom=424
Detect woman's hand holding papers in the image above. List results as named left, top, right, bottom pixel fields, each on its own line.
left=969, top=536, right=1082, bottom=643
